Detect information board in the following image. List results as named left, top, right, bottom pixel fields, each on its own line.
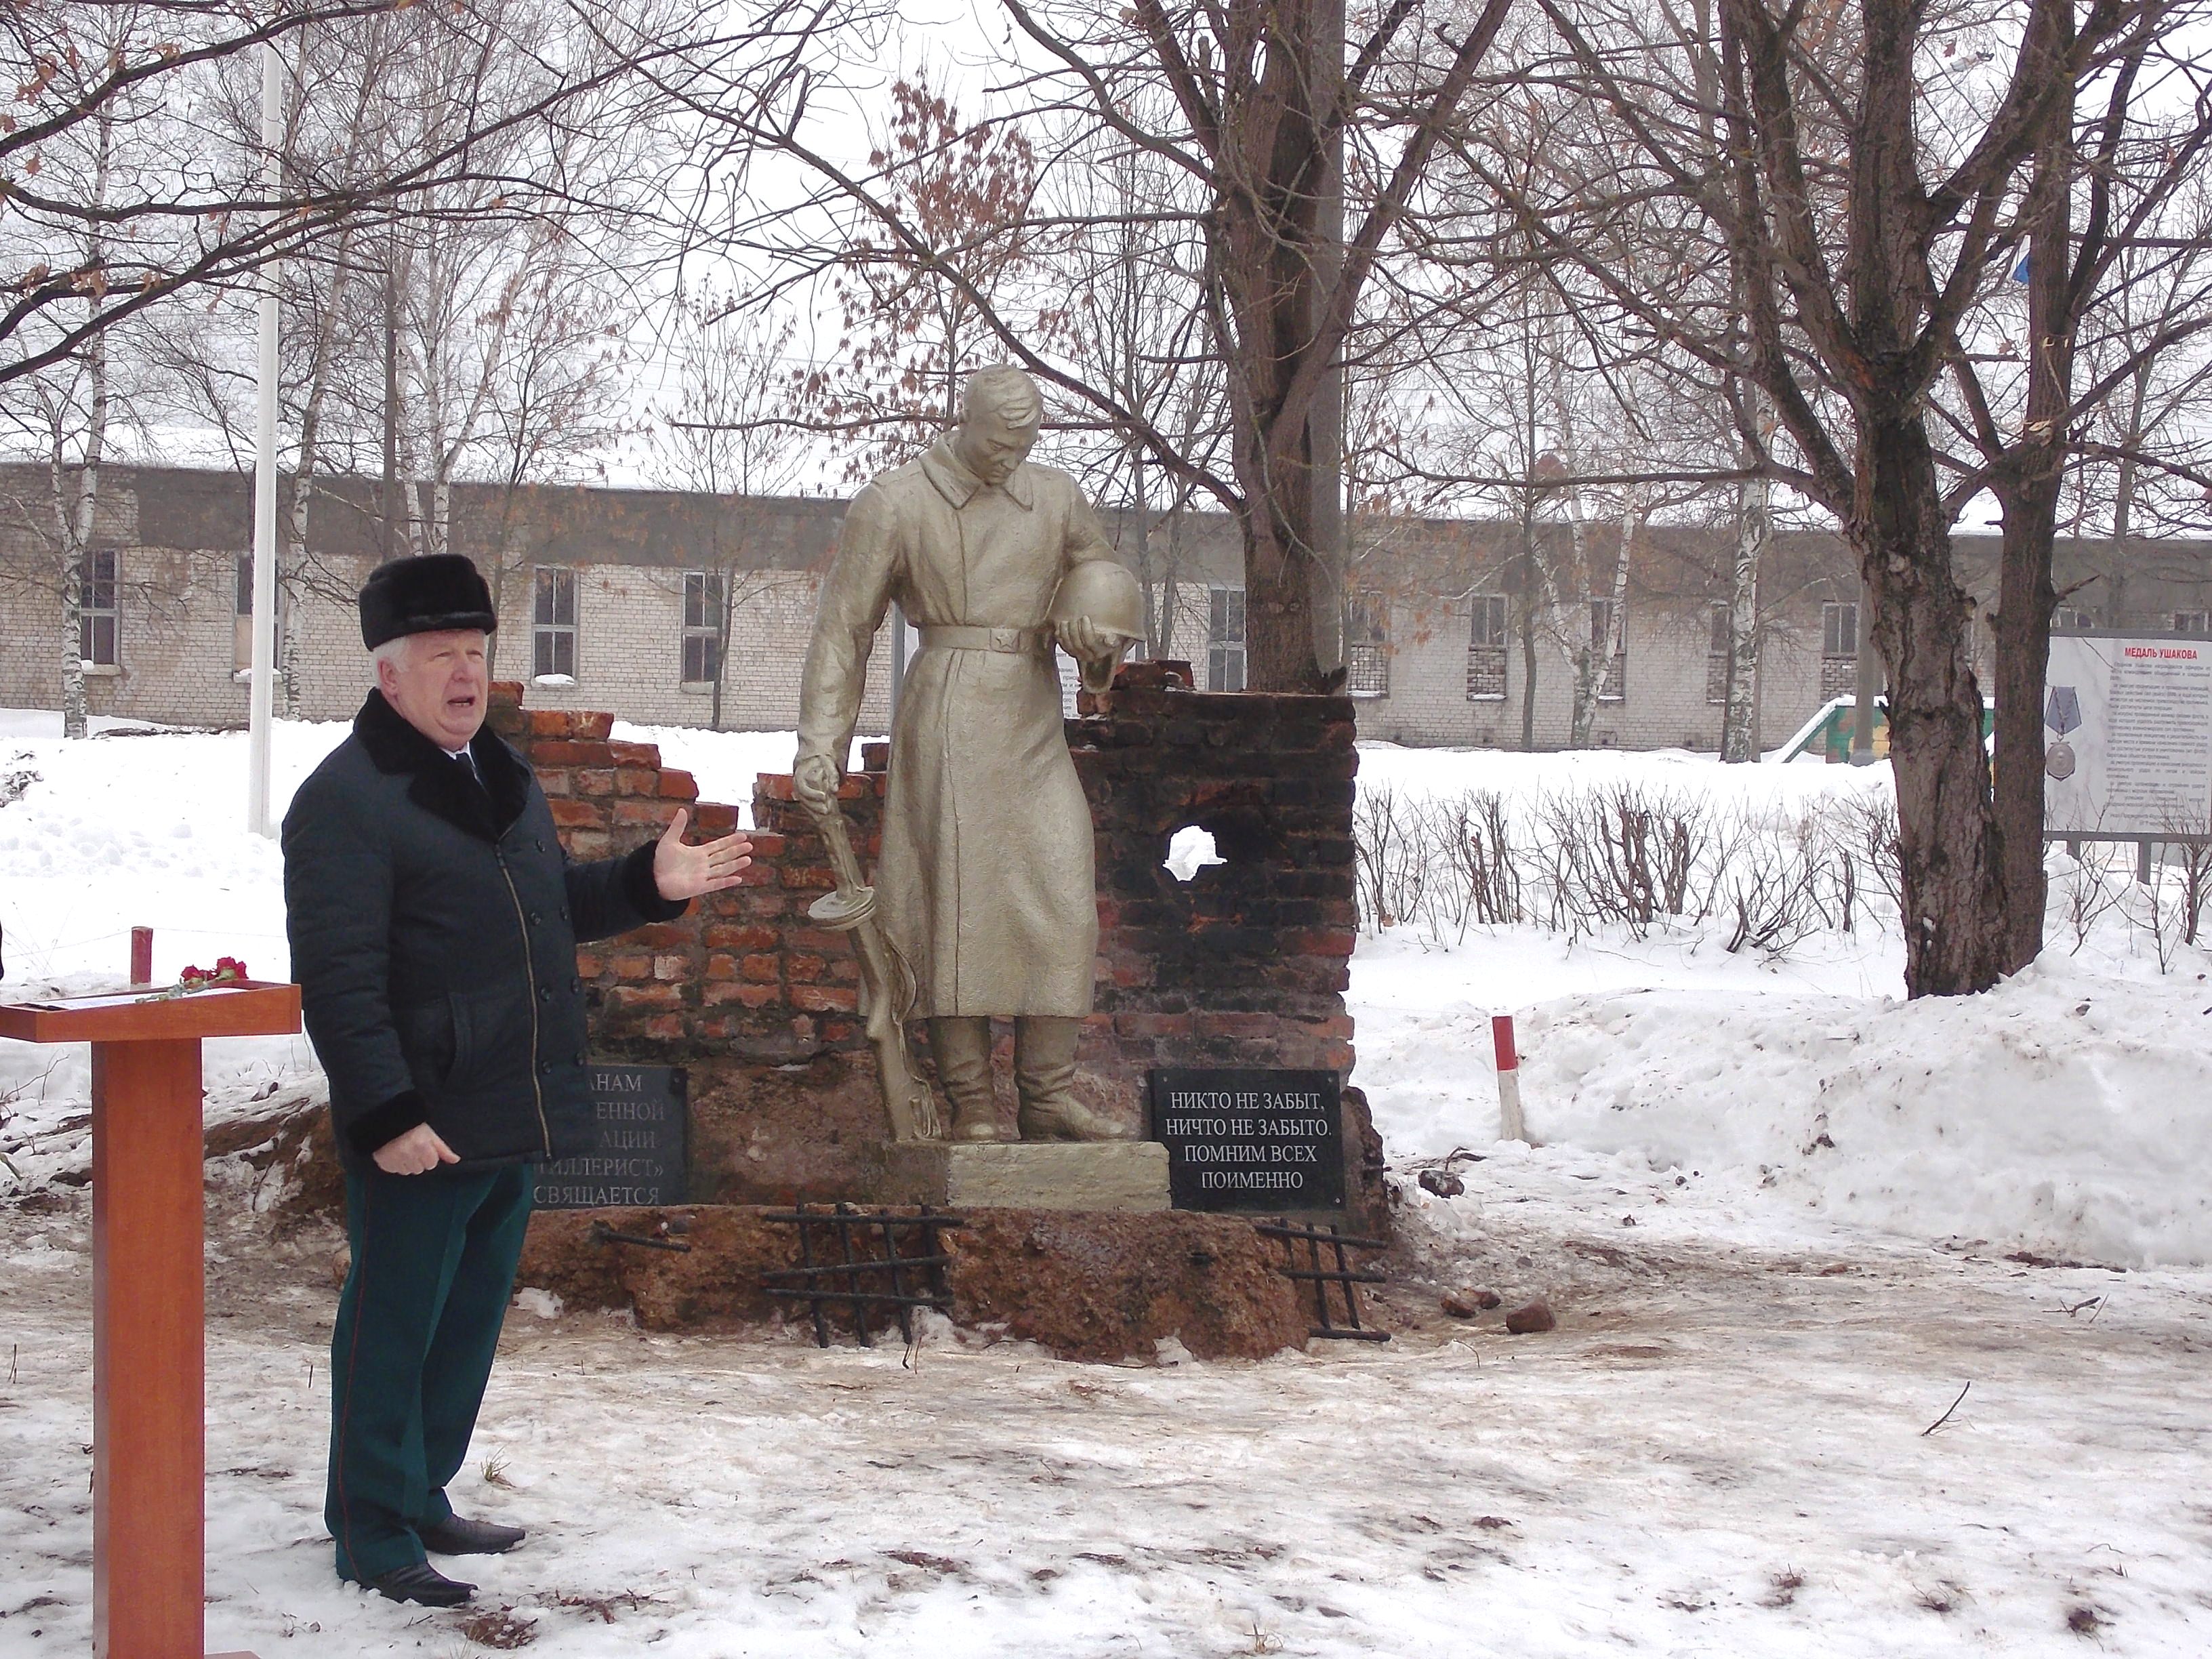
left=532, top=1063, right=687, bottom=1209
left=2045, top=633, right=2212, bottom=837
left=1147, top=1068, right=1344, bottom=1212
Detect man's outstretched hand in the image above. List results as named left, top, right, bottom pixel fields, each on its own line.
left=654, top=808, right=754, bottom=901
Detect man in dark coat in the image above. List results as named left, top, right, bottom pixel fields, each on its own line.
left=283, top=553, right=751, bottom=1607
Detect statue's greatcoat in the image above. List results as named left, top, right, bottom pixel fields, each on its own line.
left=797, top=437, right=1118, bottom=1017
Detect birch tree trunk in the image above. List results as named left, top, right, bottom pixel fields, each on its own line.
left=1572, top=511, right=1636, bottom=749
left=1561, top=487, right=1598, bottom=746
left=1720, top=468, right=1769, bottom=762
left=52, top=115, right=113, bottom=741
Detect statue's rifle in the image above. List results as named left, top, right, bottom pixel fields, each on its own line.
left=800, top=789, right=941, bottom=1142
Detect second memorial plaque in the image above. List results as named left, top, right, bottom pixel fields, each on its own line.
left=1147, top=1068, right=1344, bottom=1212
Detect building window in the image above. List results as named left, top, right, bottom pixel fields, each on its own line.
left=682, top=571, right=722, bottom=686
left=533, top=567, right=577, bottom=679
left=2053, top=605, right=2096, bottom=632
left=1706, top=603, right=1732, bottom=704
left=1344, top=597, right=1389, bottom=698
left=1589, top=597, right=1624, bottom=701
left=1466, top=593, right=1507, bottom=701
left=1206, top=586, right=1246, bottom=693
left=1820, top=600, right=1858, bottom=700
left=2174, top=609, right=2208, bottom=634
left=232, top=551, right=281, bottom=671
left=78, top=550, right=117, bottom=667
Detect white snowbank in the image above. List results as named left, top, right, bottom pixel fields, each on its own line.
left=1349, top=916, right=2212, bottom=1268
left=1519, top=964, right=2212, bottom=1269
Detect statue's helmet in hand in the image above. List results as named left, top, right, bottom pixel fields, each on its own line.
left=1048, top=560, right=1144, bottom=643
left=1050, top=560, right=1145, bottom=695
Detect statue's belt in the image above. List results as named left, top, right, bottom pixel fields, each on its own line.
left=917, top=625, right=1052, bottom=655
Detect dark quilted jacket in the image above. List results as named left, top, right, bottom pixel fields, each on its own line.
left=282, top=691, right=685, bottom=1175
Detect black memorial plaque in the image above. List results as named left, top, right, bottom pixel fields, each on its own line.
left=1148, top=1068, right=1345, bottom=1212
left=532, top=1063, right=687, bottom=1209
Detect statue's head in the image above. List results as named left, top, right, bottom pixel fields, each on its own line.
left=952, top=364, right=1042, bottom=487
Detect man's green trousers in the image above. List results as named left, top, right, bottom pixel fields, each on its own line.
left=325, top=1162, right=533, bottom=1582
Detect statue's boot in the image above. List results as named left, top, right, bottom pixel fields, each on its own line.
left=1015, top=1016, right=1134, bottom=1141
left=928, top=1017, right=1004, bottom=1141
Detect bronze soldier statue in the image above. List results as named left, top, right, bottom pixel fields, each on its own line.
left=794, top=365, right=1140, bottom=1142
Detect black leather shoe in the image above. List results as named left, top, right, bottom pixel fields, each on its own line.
left=420, top=1513, right=527, bottom=1556
left=365, top=1561, right=476, bottom=1606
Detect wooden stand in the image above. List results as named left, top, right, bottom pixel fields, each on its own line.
left=1, top=982, right=300, bottom=1659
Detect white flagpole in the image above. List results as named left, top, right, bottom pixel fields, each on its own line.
left=247, top=39, right=282, bottom=837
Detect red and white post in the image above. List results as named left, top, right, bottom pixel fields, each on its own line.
left=1492, top=1013, right=1526, bottom=1143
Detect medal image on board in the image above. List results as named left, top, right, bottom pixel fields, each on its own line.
left=2044, top=684, right=2082, bottom=781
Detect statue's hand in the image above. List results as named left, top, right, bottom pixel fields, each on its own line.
left=792, top=753, right=842, bottom=816
left=1057, top=615, right=1113, bottom=663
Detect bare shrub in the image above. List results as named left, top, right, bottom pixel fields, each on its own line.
left=2154, top=814, right=2212, bottom=945
left=1422, top=791, right=1524, bottom=938
left=1456, top=791, right=1523, bottom=928
left=1345, top=773, right=1940, bottom=964
left=1572, top=784, right=1713, bottom=930
left=1353, top=786, right=1426, bottom=933
left=1530, top=792, right=1601, bottom=939
left=2176, top=842, right=2212, bottom=946
left=1719, top=815, right=1826, bottom=957
left=2127, top=872, right=2187, bottom=974
left=2056, top=846, right=2126, bottom=954
left=1832, top=792, right=1903, bottom=911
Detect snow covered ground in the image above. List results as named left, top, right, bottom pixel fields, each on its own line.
left=4, top=714, right=2211, bottom=1654
left=3, top=1150, right=2205, bottom=1656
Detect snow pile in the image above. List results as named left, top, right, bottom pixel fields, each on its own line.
left=1351, top=912, right=2212, bottom=1269
left=1518, top=963, right=2212, bottom=1269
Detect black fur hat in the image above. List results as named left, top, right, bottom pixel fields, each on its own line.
left=358, top=554, right=497, bottom=649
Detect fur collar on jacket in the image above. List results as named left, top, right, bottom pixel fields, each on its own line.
left=352, top=689, right=533, bottom=842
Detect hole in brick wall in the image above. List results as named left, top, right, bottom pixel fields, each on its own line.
left=1163, top=825, right=1227, bottom=882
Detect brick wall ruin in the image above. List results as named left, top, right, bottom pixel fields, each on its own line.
left=487, top=664, right=1380, bottom=1228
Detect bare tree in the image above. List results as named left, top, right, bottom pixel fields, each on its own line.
left=1, top=11, right=146, bottom=736
left=1033, top=108, right=1227, bottom=659
left=684, top=0, right=1512, bottom=691
left=1936, top=25, right=2212, bottom=970
left=1472, top=0, right=2206, bottom=996
left=790, top=70, right=1054, bottom=481
left=657, top=295, right=814, bottom=727
left=2, top=0, right=790, bottom=388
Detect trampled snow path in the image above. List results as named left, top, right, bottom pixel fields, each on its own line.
left=3, top=1158, right=2208, bottom=1658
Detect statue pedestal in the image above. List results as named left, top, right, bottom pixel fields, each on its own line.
left=876, top=1141, right=1171, bottom=1212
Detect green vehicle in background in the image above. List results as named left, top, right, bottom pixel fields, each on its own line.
left=1771, top=695, right=1997, bottom=764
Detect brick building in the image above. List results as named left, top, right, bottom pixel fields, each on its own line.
left=5, top=462, right=2209, bottom=749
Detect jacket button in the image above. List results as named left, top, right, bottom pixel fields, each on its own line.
left=538, top=985, right=552, bottom=1001
left=529, top=910, right=542, bottom=926
left=539, top=1061, right=554, bottom=1075
left=571, top=976, right=583, bottom=993
left=536, top=838, right=546, bottom=852
left=575, top=1048, right=587, bottom=1065
left=559, top=905, right=569, bottom=922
